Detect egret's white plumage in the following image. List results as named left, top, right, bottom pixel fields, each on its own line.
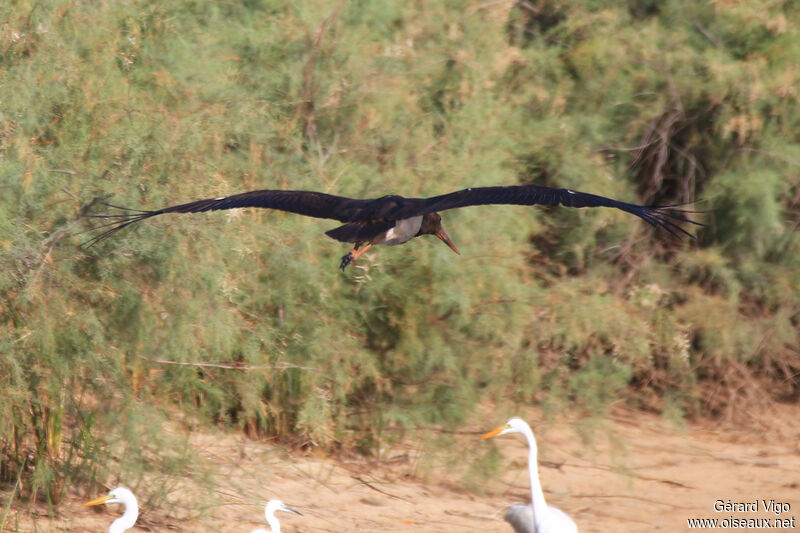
left=482, top=418, right=578, bottom=533
left=250, top=499, right=302, bottom=533
left=83, top=486, right=138, bottom=533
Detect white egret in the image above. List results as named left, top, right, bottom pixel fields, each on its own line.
left=250, top=499, right=302, bottom=533
left=83, top=486, right=138, bottom=533
left=482, top=418, right=578, bottom=533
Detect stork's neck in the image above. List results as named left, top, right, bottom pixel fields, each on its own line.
left=521, top=424, right=549, bottom=532
left=109, top=499, right=138, bottom=533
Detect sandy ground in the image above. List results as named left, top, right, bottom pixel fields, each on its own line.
left=9, top=404, right=799, bottom=532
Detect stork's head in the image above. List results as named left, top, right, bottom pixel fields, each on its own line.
left=419, top=212, right=460, bottom=254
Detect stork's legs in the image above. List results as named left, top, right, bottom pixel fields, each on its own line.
left=339, top=241, right=374, bottom=271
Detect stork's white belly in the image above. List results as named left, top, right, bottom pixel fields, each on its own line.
left=381, top=216, right=423, bottom=245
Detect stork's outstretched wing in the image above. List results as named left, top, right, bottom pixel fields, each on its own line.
left=81, top=190, right=371, bottom=247
left=81, top=184, right=703, bottom=248
left=391, top=185, right=702, bottom=239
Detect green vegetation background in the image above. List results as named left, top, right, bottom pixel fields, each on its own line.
left=1, top=0, right=798, bottom=513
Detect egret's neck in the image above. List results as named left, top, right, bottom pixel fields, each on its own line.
left=522, top=425, right=549, bottom=532
left=109, top=499, right=138, bottom=533
left=266, top=514, right=281, bottom=533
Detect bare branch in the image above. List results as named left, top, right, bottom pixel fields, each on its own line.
left=139, top=356, right=318, bottom=373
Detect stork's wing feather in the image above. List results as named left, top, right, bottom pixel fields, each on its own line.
left=395, top=185, right=702, bottom=239
left=157, top=190, right=370, bottom=221
left=81, top=190, right=370, bottom=247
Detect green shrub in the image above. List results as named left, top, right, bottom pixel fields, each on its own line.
left=1, top=0, right=798, bottom=510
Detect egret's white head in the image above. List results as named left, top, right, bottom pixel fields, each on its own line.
left=84, top=486, right=138, bottom=533
left=83, top=486, right=137, bottom=508
left=265, top=499, right=302, bottom=518
left=252, top=499, right=302, bottom=533
left=481, top=417, right=530, bottom=440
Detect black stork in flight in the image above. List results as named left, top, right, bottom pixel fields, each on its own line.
left=84, top=185, right=701, bottom=270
